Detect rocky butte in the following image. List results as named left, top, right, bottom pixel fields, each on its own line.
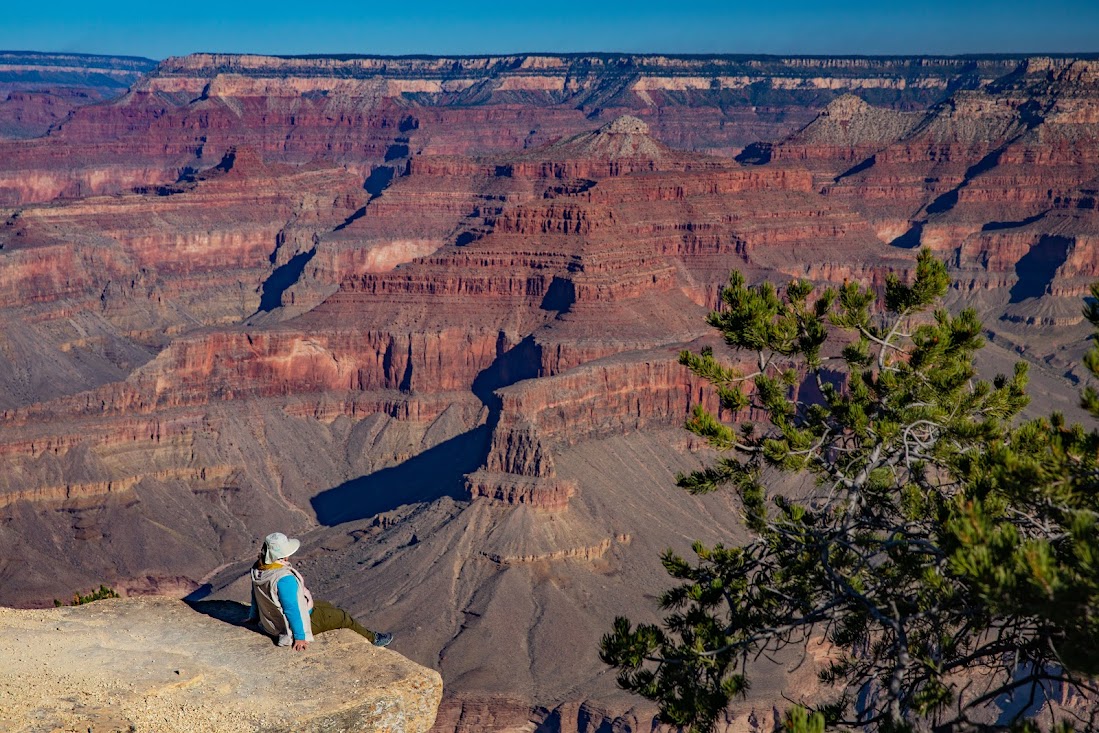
left=0, top=51, right=1098, bottom=731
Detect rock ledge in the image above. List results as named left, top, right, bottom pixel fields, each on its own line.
left=0, top=597, right=442, bottom=733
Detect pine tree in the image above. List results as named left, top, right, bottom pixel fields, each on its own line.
left=600, top=250, right=1099, bottom=732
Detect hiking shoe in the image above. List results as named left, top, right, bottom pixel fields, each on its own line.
left=373, top=632, right=394, bottom=648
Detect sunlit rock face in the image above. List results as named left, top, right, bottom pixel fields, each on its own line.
left=0, top=597, right=442, bottom=733
left=2, top=51, right=1099, bottom=733
left=772, top=59, right=1099, bottom=338
left=0, top=52, right=156, bottom=139
left=0, top=52, right=1025, bottom=206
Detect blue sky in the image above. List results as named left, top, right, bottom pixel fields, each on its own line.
left=2, top=0, right=1097, bottom=60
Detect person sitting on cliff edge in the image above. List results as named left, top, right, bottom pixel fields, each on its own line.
left=245, top=531, right=393, bottom=651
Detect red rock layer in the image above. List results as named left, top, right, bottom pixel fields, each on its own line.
left=0, top=111, right=921, bottom=521
left=760, top=58, right=1099, bottom=334
left=465, top=343, right=736, bottom=511
left=0, top=53, right=154, bottom=140
left=0, top=52, right=1031, bottom=206
left=0, top=89, right=112, bottom=140
left=466, top=471, right=577, bottom=510
left=0, top=148, right=376, bottom=411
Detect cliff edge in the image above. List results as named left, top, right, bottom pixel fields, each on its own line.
left=0, top=597, right=442, bottom=733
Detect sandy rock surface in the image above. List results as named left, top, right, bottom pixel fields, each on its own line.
left=0, top=597, right=441, bottom=733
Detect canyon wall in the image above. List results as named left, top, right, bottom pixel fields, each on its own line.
left=764, top=58, right=1099, bottom=372
left=0, top=52, right=156, bottom=138
left=0, top=52, right=1036, bottom=206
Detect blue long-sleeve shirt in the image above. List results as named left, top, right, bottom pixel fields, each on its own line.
left=276, top=574, right=309, bottom=641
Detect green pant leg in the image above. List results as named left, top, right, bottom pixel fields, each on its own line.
left=310, top=599, right=376, bottom=643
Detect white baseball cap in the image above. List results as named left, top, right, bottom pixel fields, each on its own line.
left=263, top=532, right=301, bottom=564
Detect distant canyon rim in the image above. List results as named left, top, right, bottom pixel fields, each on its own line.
left=1, top=50, right=1099, bottom=732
